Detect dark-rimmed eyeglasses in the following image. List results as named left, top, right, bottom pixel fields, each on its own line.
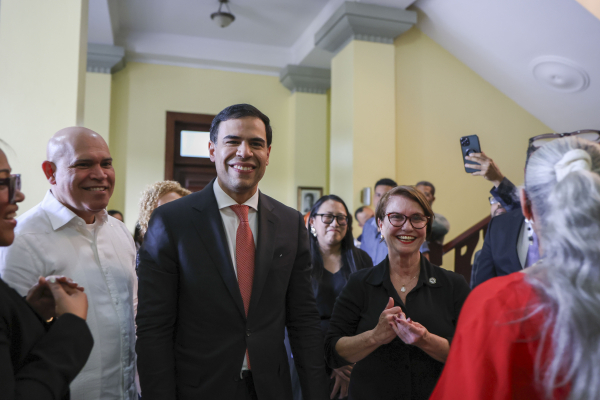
left=314, top=214, right=348, bottom=226
left=385, top=213, right=429, bottom=229
left=0, top=174, right=21, bottom=204
left=527, top=129, right=600, bottom=158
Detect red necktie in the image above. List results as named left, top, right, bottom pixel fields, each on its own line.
left=230, top=205, right=255, bottom=368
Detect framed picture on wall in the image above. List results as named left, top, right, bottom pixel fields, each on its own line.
left=298, top=187, right=323, bottom=213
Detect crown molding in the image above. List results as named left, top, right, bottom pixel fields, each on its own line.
left=87, top=43, right=126, bottom=74
left=315, top=2, right=417, bottom=54
left=280, top=65, right=331, bottom=94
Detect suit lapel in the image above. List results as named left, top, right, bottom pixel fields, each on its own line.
left=191, top=181, right=246, bottom=319
left=247, top=192, right=278, bottom=319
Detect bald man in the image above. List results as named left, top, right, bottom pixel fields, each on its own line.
left=0, top=127, right=138, bottom=400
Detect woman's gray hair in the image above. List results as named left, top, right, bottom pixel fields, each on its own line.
left=524, top=136, right=600, bottom=400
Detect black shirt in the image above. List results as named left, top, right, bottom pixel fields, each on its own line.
left=314, top=248, right=373, bottom=336
left=325, top=256, right=470, bottom=400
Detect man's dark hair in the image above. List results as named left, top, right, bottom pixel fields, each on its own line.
left=416, top=180, right=436, bottom=197
left=209, top=104, right=272, bottom=146
left=374, top=178, right=397, bottom=189
left=354, top=206, right=366, bottom=220
left=108, top=210, right=123, bottom=218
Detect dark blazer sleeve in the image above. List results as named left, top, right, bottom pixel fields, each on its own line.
left=470, top=217, right=497, bottom=289
left=324, top=272, right=365, bottom=369
left=285, top=212, right=329, bottom=400
left=490, top=177, right=520, bottom=211
left=0, top=309, right=93, bottom=400
left=136, top=209, right=180, bottom=399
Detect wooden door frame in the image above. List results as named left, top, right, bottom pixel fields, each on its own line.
left=165, top=111, right=216, bottom=180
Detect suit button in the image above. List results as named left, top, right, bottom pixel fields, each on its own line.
left=246, top=329, right=251, bottom=337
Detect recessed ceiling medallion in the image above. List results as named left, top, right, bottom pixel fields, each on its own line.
left=531, top=56, right=590, bottom=93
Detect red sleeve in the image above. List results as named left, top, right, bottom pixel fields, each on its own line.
left=430, top=273, right=543, bottom=400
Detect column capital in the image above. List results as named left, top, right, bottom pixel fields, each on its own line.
left=279, top=65, right=331, bottom=94
left=315, top=2, right=417, bottom=54
left=87, top=43, right=126, bottom=74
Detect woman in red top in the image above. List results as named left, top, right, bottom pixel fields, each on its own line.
left=428, top=136, right=600, bottom=400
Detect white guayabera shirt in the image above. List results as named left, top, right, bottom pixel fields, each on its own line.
left=0, top=190, right=138, bottom=400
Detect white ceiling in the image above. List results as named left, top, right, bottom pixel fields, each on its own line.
left=87, top=0, right=600, bottom=132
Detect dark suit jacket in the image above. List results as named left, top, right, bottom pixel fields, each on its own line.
left=0, top=279, right=93, bottom=400
left=471, top=208, right=524, bottom=288
left=136, top=180, right=329, bottom=400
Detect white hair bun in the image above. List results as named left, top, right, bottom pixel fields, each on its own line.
left=554, top=149, right=592, bottom=182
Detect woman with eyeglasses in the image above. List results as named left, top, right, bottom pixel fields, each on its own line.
left=430, top=136, right=600, bottom=400
left=0, top=146, right=94, bottom=399
left=303, top=195, right=373, bottom=399
left=324, top=186, right=470, bottom=400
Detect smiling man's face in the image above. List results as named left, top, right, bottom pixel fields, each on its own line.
left=51, top=132, right=114, bottom=223
left=209, top=117, right=271, bottom=203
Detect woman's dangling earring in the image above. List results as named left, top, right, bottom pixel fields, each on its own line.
left=310, top=225, right=317, bottom=237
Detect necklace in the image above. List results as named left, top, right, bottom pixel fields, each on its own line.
left=399, top=274, right=419, bottom=293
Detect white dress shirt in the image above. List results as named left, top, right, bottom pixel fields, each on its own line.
left=213, top=180, right=258, bottom=371
left=0, top=190, right=137, bottom=400
left=517, top=219, right=530, bottom=269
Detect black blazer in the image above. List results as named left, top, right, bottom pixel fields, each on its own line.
left=136, top=180, right=329, bottom=400
left=471, top=208, right=525, bottom=288
left=0, top=279, right=93, bottom=400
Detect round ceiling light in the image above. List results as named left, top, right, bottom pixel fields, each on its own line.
left=211, top=0, right=235, bottom=28
left=531, top=56, right=590, bottom=93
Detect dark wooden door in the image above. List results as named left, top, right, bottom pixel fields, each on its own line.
left=165, top=112, right=217, bottom=192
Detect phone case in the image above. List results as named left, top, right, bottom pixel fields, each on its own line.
left=460, top=135, right=481, bottom=173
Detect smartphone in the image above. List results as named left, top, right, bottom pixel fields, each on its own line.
left=460, top=135, right=481, bottom=173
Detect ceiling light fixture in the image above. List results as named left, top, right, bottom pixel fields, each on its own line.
left=211, top=0, right=235, bottom=28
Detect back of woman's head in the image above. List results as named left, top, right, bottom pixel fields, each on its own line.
left=523, top=136, right=600, bottom=400
left=138, top=181, right=191, bottom=237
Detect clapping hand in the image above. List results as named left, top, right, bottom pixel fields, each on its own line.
left=371, top=297, right=404, bottom=346
left=26, top=275, right=85, bottom=320
left=390, top=312, right=428, bottom=346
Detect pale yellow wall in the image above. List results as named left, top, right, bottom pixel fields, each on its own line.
left=394, top=27, right=551, bottom=269
left=0, top=0, right=88, bottom=214
left=576, top=0, right=600, bottom=21
left=289, top=92, right=329, bottom=204
left=330, top=41, right=397, bottom=209
left=108, top=62, right=296, bottom=231
left=330, top=40, right=396, bottom=237
left=84, top=72, right=112, bottom=145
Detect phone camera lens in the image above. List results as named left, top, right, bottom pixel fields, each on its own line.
left=460, top=137, right=470, bottom=146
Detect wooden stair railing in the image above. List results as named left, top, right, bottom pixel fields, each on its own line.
left=428, top=215, right=492, bottom=283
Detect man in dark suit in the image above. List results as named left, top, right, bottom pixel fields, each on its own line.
left=470, top=208, right=525, bottom=287
left=467, top=152, right=539, bottom=288
left=136, top=104, right=328, bottom=400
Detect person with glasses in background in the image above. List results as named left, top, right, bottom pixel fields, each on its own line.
left=324, top=186, right=470, bottom=400
left=0, top=144, right=94, bottom=399
left=305, top=195, right=372, bottom=399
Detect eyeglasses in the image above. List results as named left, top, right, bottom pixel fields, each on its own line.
left=0, top=174, right=21, bottom=204
left=314, top=214, right=348, bottom=226
left=385, top=213, right=429, bottom=229
left=527, top=129, right=600, bottom=158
